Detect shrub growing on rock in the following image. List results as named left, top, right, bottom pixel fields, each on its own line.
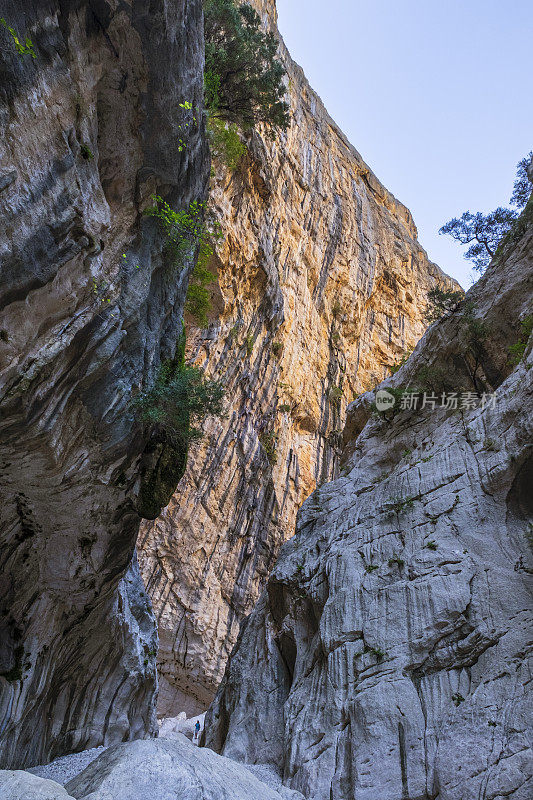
left=424, top=287, right=464, bottom=324
left=80, top=143, right=94, bottom=160
left=508, top=314, right=533, bottom=365
left=145, top=196, right=210, bottom=269
left=185, top=234, right=219, bottom=327
left=329, top=385, right=343, bottom=403
left=244, top=333, right=255, bottom=356
left=207, top=116, right=247, bottom=170
left=370, top=386, right=407, bottom=419
left=0, top=18, right=36, bottom=58
left=146, top=195, right=221, bottom=327
left=390, top=347, right=413, bottom=374
left=204, top=0, right=290, bottom=132
left=363, top=644, right=387, bottom=662
left=259, top=430, right=278, bottom=465
left=133, top=361, right=224, bottom=446
left=414, top=364, right=448, bottom=394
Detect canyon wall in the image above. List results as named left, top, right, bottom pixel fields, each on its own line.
left=139, top=0, right=459, bottom=716
left=0, top=0, right=207, bottom=768
left=205, top=206, right=533, bottom=799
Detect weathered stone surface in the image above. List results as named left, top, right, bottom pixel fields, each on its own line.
left=0, top=770, right=73, bottom=800
left=205, top=215, right=533, bottom=800
left=0, top=0, right=208, bottom=767
left=138, top=0, right=459, bottom=716
left=64, top=736, right=304, bottom=800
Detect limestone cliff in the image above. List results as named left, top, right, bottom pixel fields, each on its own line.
left=0, top=0, right=207, bottom=768
left=139, top=0, right=458, bottom=715
left=205, top=209, right=533, bottom=799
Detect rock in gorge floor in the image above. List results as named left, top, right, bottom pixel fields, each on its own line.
left=3, top=730, right=305, bottom=800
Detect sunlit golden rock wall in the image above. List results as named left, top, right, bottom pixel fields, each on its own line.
left=138, top=0, right=459, bottom=716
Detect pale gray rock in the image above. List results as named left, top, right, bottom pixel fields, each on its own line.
left=0, top=770, right=74, bottom=799
left=158, top=712, right=205, bottom=742
left=65, top=736, right=302, bottom=800
left=0, top=0, right=208, bottom=768
left=246, top=764, right=306, bottom=800
left=206, top=219, right=533, bottom=800
left=14, top=735, right=304, bottom=800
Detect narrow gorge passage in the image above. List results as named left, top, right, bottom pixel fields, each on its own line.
left=0, top=1, right=531, bottom=799
left=137, top=0, right=458, bottom=719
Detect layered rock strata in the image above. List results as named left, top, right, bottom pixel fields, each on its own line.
left=0, top=0, right=207, bottom=768
left=205, top=211, right=533, bottom=799
left=139, top=0, right=458, bottom=715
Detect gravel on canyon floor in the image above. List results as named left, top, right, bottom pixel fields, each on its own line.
left=25, top=713, right=206, bottom=786
left=27, top=747, right=106, bottom=785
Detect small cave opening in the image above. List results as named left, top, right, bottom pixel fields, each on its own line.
left=506, top=453, right=533, bottom=520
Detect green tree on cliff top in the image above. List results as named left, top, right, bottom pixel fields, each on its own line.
left=204, top=0, right=290, bottom=133
left=440, top=152, right=532, bottom=273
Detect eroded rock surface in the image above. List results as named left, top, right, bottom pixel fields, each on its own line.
left=138, top=0, right=458, bottom=716
left=0, top=0, right=208, bottom=767
left=64, top=736, right=304, bottom=800
left=0, top=771, right=72, bottom=800
left=205, top=215, right=533, bottom=799
left=0, top=737, right=306, bottom=800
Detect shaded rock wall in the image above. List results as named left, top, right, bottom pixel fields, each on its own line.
left=0, top=0, right=208, bottom=768
left=139, top=0, right=459, bottom=715
left=205, top=214, right=533, bottom=799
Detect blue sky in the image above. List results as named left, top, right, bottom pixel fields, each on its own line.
left=276, top=0, right=532, bottom=288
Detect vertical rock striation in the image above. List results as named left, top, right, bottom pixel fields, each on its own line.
left=0, top=0, right=208, bottom=768
left=139, top=0, right=459, bottom=715
left=205, top=212, right=533, bottom=799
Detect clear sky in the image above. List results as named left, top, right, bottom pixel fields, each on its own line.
left=276, top=0, right=532, bottom=288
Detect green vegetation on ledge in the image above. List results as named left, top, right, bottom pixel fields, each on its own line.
left=259, top=430, right=278, bottom=465
left=508, top=313, right=533, bottom=365
left=204, top=0, right=290, bottom=132
left=207, top=117, right=247, bottom=171
left=203, top=0, right=289, bottom=170
left=424, top=287, right=464, bottom=325
left=134, top=347, right=224, bottom=518
left=145, top=195, right=210, bottom=272
left=1, top=18, right=36, bottom=58
left=133, top=361, right=224, bottom=447
left=146, top=195, right=221, bottom=327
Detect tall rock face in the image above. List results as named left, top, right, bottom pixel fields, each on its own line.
left=139, top=0, right=459, bottom=716
left=205, top=212, right=533, bottom=799
left=0, top=0, right=208, bottom=768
